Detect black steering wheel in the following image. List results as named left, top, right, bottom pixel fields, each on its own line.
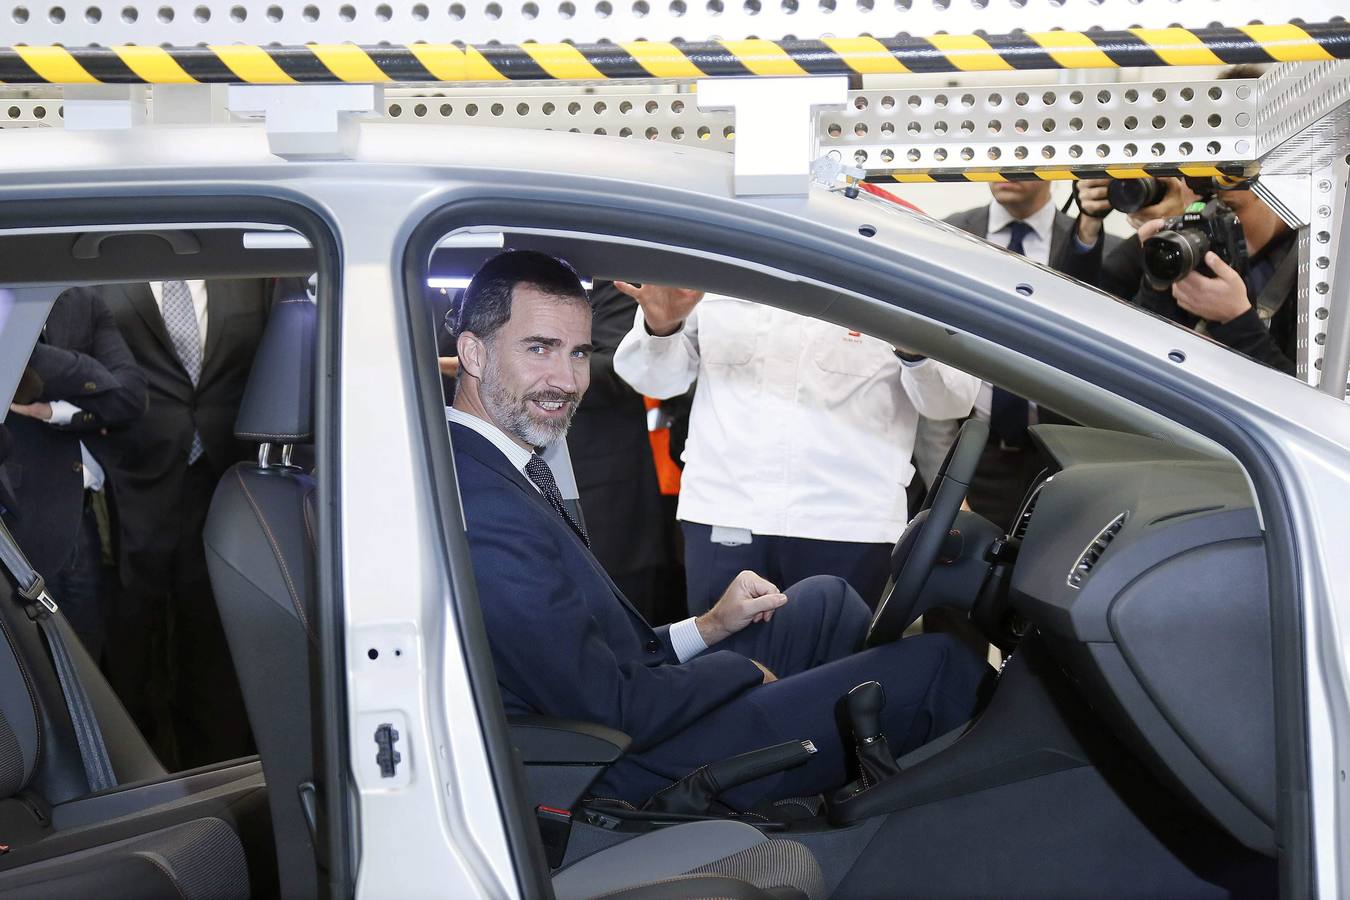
left=865, top=418, right=988, bottom=646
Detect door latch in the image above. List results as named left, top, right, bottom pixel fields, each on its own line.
left=374, top=723, right=402, bottom=778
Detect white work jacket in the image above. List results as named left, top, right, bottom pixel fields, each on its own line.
left=613, top=294, right=979, bottom=545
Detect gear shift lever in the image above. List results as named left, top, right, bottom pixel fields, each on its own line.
left=846, top=681, right=900, bottom=789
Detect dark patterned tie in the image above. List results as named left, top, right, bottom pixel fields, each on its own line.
left=162, top=280, right=205, bottom=464
left=990, top=221, right=1033, bottom=448
left=525, top=454, right=590, bottom=546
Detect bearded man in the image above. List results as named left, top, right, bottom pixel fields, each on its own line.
left=448, top=250, right=989, bottom=810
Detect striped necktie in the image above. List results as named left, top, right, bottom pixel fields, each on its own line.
left=162, top=280, right=206, bottom=464
left=524, top=454, right=589, bottom=546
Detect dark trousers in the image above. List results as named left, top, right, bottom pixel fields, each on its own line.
left=110, top=461, right=254, bottom=770
left=47, top=494, right=106, bottom=662
left=967, top=442, right=1046, bottom=534
left=682, top=522, right=892, bottom=615
left=595, top=575, right=991, bottom=809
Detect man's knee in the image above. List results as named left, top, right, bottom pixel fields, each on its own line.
left=786, top=574, right=871, bottom=632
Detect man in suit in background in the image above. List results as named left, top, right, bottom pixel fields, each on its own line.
left=449, top=250, right=988, bottom=809
left=916, top=182, right=1123, bottom=530
left=102, top=278, right=270, bottom=769
left=6, top=290, right=147, bottom=661
left=568, top=282, right=681, bottom=625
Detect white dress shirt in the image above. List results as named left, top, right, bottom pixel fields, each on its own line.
left=613, top=295, right=980, bottom=545
left=149, top=280, right=209, bottom=352
left=45, top=401, right=106, bottom=491
left=447, top=406, right=709, bottom=662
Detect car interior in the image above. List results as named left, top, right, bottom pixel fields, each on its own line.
left=0, top=210, right=1292, bottom=899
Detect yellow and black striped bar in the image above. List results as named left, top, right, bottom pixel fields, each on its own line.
left=0, top=21, right=1346, bottom=84
left=866, top=163, right=1259, bottom=185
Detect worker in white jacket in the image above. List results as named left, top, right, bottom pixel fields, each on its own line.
left=613, top=284, right=979, bottom=616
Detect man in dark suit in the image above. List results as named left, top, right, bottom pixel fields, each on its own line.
left=449, top=250, right=989, bottom=809
left=568, top=282, right=680, bottom=624
left=5, top=290, right=148, bottom=660
left=918, top=183, right=1123, bottom=530
left=101, top=278, right=270, bottom=769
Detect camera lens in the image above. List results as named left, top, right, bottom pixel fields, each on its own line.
left=1143, top=228, right=1210, bottom=285
left=1107, top=177, right=1168, bottom=214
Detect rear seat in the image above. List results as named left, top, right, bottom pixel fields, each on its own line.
left=0, top=297, right=274, bottom=897
left=0, top=578, right=273, bottom=897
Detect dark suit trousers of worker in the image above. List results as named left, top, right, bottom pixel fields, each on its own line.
left=45, top=495, right=107, bottom=661
left=682, top=522, right=893, bottom=615
left=593, top=574, right=991, bottom=809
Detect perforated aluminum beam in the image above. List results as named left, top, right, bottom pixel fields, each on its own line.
left=0, top=21, right=1347, bottom=85
left=1305, top=156, right=1350, bottom=396
left=3, top=0, right=1345, bottom=50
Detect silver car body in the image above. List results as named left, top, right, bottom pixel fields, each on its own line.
left=0, top=119, right=1347, bottom=897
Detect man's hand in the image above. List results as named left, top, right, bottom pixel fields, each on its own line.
left=9, top=401, right=52, bottom=421
left=1136, top=217, right=1167, bottom=243
left=750, top=659, right=777, bottom=684
left=613, top=281, right=704, bottom=337
left=1172, top=253, right=1251, bottom=324
left=1074, top=178, right=1111, bottom=246
left=696, top=569, right=789, bottom=646
left=439, top=356, right=460, bottom=377
left=1127, top=177, right=1196, bottom=230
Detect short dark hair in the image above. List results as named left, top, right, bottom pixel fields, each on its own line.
left=451, top=250, right=589, bottom=342
left=1221, top=64, right=1266, bottom=80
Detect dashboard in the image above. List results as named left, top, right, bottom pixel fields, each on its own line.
left=1010, top=425, right=1276, bottom=855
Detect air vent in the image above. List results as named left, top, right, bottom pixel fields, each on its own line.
left=1011, top=474, right=1052, bottom=540
left=1067, top=512, right=1127, bottom=589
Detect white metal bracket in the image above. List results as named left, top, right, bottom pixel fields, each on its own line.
left=63, top=85, right=147, bottom=131
left=697, top=76, right=848, bottom=197
left=226, top=84, right=381, bottom=160
left=152, top=85, right=231, bottom=125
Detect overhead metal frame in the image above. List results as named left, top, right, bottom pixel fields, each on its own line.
left=2, top=0, right=1345, bottom=51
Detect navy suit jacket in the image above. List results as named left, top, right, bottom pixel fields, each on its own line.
left=6, top=288, right=147, bottom=574
left=451, top=421, right=763, bottom=752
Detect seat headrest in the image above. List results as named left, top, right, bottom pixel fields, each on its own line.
left=235, top=298, right=316, bottom=445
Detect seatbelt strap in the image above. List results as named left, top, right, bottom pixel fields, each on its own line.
left=0, top=516, right=116, bottom=793
left=1253, top=242, right=1298, bottom=324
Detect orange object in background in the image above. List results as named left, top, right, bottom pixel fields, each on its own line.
left=644, top=397, right=682, bottom=496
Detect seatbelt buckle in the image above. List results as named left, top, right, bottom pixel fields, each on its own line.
left=23, top=589, right=58, bottom=621
left=535, top=805, right=573, bottom=869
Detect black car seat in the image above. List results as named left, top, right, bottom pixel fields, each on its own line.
left=0, top=488, right=271, bottom=897
left=203, top=296, right=321, bottom=899
left=203, top=297, right=825, bottom=900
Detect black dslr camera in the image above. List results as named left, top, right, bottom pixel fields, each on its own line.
left=1142, top=199, right=1249, bottom=288
left=1106, top=177, right=1169, bottom=214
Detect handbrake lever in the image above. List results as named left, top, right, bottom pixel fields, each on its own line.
left=643, top=739, right=817, bottom=815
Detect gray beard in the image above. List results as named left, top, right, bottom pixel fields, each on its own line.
left=481, top=357, right=576, bottom=449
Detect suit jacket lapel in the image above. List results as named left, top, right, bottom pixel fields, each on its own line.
left=1049, top=210, right=1072, bottom=268
left=971, top=206, right=991, bottom=239
left=198, top=281, right=231, bottom=387
left=450, top=422, right=653, bottom=627
left=126, top=282, right=179, bottom=364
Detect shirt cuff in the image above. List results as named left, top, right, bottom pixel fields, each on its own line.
left=669, top=617, right=709, bottom=663
left=643, top=318, right=687, bottom=339
left=47, top=400, right=81, bottom=426
left=1072, top=234, right=1100, bottom=253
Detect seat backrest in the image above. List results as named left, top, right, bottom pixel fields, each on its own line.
left=203, top=296, right=320, bottom=899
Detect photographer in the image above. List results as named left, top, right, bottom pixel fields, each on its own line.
left=1075, top=176, right=1297, bottom=376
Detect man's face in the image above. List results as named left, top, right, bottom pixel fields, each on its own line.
left=479, top=284, right=593, bottom=449
left=989, top=181, right=1051, bottom=211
